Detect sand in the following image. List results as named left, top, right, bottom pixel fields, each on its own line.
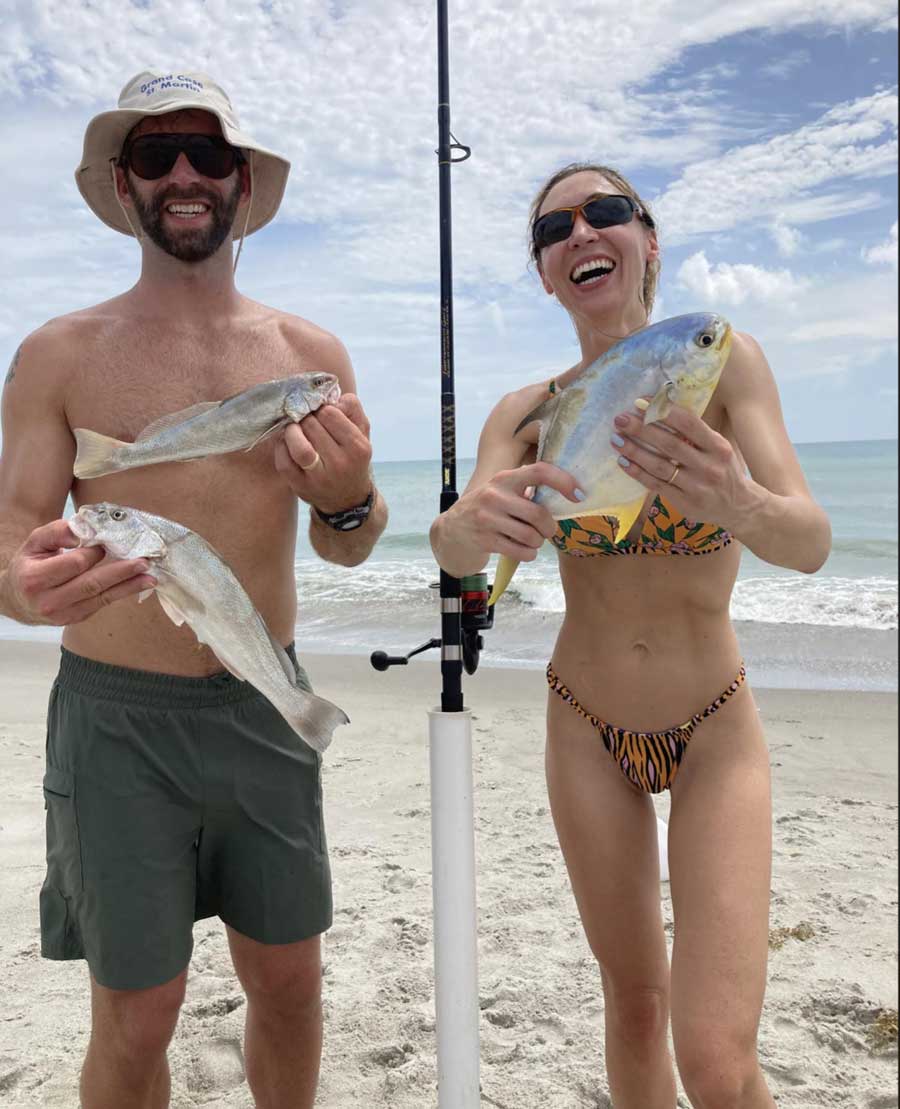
left=0, top=640, right=896, bottom=1107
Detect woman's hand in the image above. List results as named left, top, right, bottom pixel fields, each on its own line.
left=431, top=461, right=583, bottom=577
left=609, top=404, right=756, bottom=532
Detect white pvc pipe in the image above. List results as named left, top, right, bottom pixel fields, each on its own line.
left=428, top=707, right=480, bottom=1107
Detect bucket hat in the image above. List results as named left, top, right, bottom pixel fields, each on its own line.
left=75, top=70, right=290, bottom=237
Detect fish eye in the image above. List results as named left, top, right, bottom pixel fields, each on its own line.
left=696, top=331, right=715, bottom=348
left=111, top=509, right=127, bottom=522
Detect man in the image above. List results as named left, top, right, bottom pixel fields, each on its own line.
left=0, top=70, right=387, bottom=1108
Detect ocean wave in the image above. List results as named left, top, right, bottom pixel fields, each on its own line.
left=730, top=576, right=897, bottom=631
left=828, top=537, right=898, bottom=559
left=293, top=559, right=897, bottom=633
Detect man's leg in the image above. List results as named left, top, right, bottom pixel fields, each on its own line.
left=227, top=927, right=323, bottom=1109
left=80, top=970, right=187, bottom=1109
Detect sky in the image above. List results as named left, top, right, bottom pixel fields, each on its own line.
left=0, top=0, right=897, bottom=462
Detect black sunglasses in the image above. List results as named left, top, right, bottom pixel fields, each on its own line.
left=120, top=133, right=245, bottom=181
left=533, top=193, right=655, bottom=251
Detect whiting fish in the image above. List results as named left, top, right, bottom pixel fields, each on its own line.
left=69, top=502, right=349, bottom=753
left=73, top=373, right=341, bottom=479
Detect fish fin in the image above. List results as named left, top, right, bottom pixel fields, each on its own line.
left=206, top=642, right=249, bottom=683
left=642, top=381, right=677, bottom=426
left=72, top=428, right=128, bottom=479
left=156, top=592, right=188, bottom=628
left=265, top=626, right=298, bottom=684
left=128, top=533, right=167, bottom=559
left=243, top=417, right=290, bottom=453
left=488, top=555, right=520, bottom=606
left=608, top=495, right=647, bottom=545
left=173, top=615, right=250, bottom=683
left=154, top=577, right=205, bottom=632
left=136, top=402, right=222, bottom=441
left=513, top=394, right=560, bottom=438
left=281, top=687, right=350, bottom=753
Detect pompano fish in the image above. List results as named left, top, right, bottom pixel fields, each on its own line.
left=68, top=503, right=349, bottom=753
left=489, top=312, right=733, bottom=604
left=73, top=373, right=341, bottom=479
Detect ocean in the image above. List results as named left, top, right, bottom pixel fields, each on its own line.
left=1, top=440, right=896, bottom=692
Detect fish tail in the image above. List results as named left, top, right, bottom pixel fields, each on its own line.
left=609, top=496, right=645, bottom=544
left=284, top=689, right=350, bottom=753
left=488, top=555, right=520, bottom=606
left=73, top=428, right=128, bottom=479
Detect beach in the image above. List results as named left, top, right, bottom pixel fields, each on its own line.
left=0, top=640, right=896, bottom=1107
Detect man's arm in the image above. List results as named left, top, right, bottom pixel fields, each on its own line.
left=273, top=331, right=387, bottom=566
left=0, top=329, right=156, bottom=625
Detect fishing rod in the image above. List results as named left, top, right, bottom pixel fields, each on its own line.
left=369, top=2, right=483, bottom=1104
left=370, top=2, right=491, bottom=688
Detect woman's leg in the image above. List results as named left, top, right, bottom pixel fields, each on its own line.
left=546, top=697, right=677, bottom=1109
left=668, top=684, right=776, bottom=1109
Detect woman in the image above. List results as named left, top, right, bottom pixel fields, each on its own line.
left=429, top=163, right=831, bottom=1108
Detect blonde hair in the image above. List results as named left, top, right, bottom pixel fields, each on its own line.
left=529, top=163, right=660, bottom=317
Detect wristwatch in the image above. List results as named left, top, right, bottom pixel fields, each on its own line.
left=314, top=490, right=375, bottom=532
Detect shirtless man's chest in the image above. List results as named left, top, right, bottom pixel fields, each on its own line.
left=62, top=305, right=322, bottom=674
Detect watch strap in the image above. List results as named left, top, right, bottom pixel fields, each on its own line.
left=314, top=490, right=375, bottom=532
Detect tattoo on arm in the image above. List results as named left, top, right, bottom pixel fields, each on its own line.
left=4, top=347, right=21, bottom=388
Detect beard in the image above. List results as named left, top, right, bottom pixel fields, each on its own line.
left=126, top=175, right=242, bottom=263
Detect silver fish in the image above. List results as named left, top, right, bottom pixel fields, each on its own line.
left=489, top=313, right=733, bottom=603
left=68, top=503, right=349, bottom=753
left=73, top=373, right=341, bottom=479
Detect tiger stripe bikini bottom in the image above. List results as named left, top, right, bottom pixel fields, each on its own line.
left=546, top=662, right=747, bottom=794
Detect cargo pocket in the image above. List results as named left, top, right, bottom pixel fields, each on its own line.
left=43, top=767, right=84, bottom=895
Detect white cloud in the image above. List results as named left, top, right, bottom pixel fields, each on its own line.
left=677, top=251, right=809, bottom=305
left=770, top=219, right=805, bottom=256
left=862, top=220, right=899, bottom=269
left=0, top=0, right=897, bottom=456
left=761, top=49, right=811, bottom=79
left=814, top=237, right=852, bottom=252
left=655, top=90, right=898, bottom=242
left=789, top=313, right=897, bottom=340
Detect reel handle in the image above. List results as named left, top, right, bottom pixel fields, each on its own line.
left=370, top=638, right=442, bottom=671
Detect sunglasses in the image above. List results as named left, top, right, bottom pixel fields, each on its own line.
left=532, top=193, right=655, bottom=251
left=120, top=133, right=245, bottom=181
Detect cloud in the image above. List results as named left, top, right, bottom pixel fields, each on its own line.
left=770, top=220, right=805, bottom=256
left=676, top=251, right=809, bottom=305
left=0, top=0, right=897, bottom=457
left=655, top=89, right=898, bottom=241
left=862, top=220, right=899, bottom=269
left=761, top=49, right=811, bottom=79
left=789, top=311, right=898, bottom=340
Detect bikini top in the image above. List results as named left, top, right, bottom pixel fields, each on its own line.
left=551, top=493, right=732, bottom=557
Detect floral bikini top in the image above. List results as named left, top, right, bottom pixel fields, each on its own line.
left=551, top=494, right=732, bottom=557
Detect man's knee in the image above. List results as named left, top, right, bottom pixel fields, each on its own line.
left=235, top=937, right=323, bottom=1020
left=91, top=972, right=186, bottom=1061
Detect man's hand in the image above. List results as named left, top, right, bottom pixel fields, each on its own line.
left=0, top=519, right=157, bottom=626
left=274, top=394, right=374, bottom=514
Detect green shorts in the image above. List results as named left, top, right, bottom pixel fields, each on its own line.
left=40, top=646, right=332, bottom=991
